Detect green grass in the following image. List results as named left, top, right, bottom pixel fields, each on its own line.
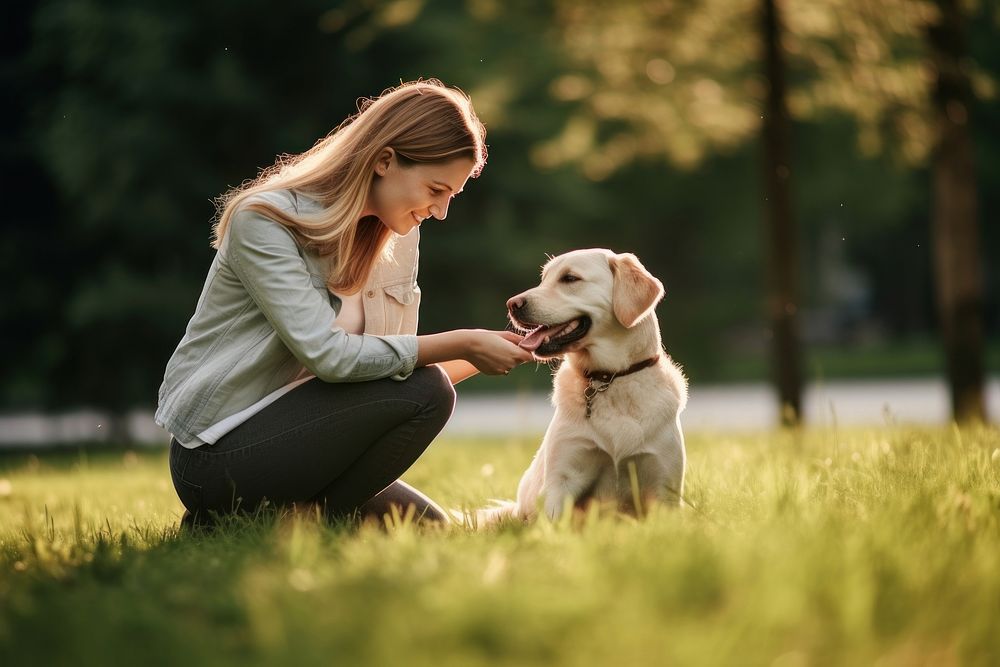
left=1, top=426, right=999, bottom=666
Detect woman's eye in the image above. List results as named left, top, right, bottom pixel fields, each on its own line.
left=560, top=274, right=580, bottom=284
left=430, top=188, right=444, bottom=196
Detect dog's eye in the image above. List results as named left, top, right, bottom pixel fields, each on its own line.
left=559, top=274, right=581, bottom=284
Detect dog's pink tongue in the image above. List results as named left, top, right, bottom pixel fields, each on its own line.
left=518, top=325, right=559, bottom=351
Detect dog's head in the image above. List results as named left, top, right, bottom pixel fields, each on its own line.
left=507, top=249, right=664, bottom=359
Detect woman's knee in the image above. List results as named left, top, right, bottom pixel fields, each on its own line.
left=409, top=365, right=457, bottom=422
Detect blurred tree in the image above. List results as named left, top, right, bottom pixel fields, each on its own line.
left=1, top=1, right=60, bottom=412
left=762, top=0, right=804, bottom=425
left=926, top=0, right=987, bottom=422
left=785, top=0, right=990, bottom=421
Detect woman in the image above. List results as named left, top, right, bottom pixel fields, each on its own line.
left=156, top=80, right=533, bottom=528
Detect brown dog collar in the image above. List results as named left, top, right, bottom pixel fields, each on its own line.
left=584, top=355, right=661, bottom=384
left=582, top=355, right=661, bottom=418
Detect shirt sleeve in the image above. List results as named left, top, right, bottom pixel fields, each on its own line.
left=223, top=208, right=418, bottom=382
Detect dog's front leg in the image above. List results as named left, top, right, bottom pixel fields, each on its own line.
left=625, top=421, right=687, bottom=511
left=541, top=444, right=607, bottom=521
left=514, top=444, right=546, bottom=520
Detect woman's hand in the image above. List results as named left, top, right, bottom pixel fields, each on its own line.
left=463, top=329, right=535, bottom=375
left=416, top=329, right=533, bottom=376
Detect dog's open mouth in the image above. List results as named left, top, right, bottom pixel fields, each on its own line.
left=515, top=316, right=591, bottom=357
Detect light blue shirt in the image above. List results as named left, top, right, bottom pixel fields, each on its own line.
left=155, top=190, right=420, bottom=444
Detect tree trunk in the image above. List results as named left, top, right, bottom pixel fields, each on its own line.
left=761, top=0, right=803, bottom=426
left=926, top=0, right=986, bottom=423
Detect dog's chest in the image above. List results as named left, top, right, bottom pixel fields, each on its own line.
left=553, top=369, right=669, bottom=462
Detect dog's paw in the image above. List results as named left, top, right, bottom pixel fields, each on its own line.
left=543, top=494, right=573, bottom=522
left=460, top=499, right=520, bottom=529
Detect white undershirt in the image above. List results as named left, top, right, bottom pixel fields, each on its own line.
left=176, top=288, right=366, bottom=448
left=331, top=289, right=364, bottom=336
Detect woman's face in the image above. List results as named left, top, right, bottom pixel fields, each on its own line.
left=366, top=150, right=476, bottom=235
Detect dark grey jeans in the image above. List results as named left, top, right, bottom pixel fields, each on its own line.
left=168, top=366, right=455, bottom=525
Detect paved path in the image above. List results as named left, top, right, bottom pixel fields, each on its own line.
left=444, top=377, right=1000, bottom=436
left=0, top=378, right=997, bottom=448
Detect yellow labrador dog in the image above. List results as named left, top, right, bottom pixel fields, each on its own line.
left=482, top=249, right=687, bottom=523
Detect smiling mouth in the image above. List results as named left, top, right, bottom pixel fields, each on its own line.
left=512, top=315, right=592, bottom=357
left=411, top=212, right=424, bottom=225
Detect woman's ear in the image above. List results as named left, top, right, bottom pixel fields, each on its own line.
left=609, top=253, right=664, bottom=328
left=374, top=147, right=395, bottom=177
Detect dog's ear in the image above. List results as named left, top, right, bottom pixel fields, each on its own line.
left=609, top=253, right=664, bottom=328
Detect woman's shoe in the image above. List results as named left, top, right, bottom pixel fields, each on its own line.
left=179, top=509, right=216, bottom=534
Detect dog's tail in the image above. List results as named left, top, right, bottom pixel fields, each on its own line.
left=450, top=499, right=520, bottom=530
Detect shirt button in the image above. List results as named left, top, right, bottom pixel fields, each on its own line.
left=366, top=290, right=375, bottom=298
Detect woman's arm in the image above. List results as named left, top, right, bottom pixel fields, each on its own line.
left=437, top=360, right=479, bottom=385
left=416, top=330, right=533, bottom=376
left=227, top=208, right=418, bottom=382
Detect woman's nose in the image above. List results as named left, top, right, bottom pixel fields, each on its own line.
left=431, top=199, right=450, bottom=220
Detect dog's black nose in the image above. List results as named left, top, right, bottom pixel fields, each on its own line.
left=507, top=295, right=526, bottom=313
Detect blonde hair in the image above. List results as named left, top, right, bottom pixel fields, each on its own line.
left=211, top=79, right=487, bottom=293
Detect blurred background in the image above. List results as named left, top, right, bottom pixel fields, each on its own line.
left=3, top=0, right=997, bottom=445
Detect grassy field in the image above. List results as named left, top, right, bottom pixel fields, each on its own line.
left=1, top=425, right=998, bottom=666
